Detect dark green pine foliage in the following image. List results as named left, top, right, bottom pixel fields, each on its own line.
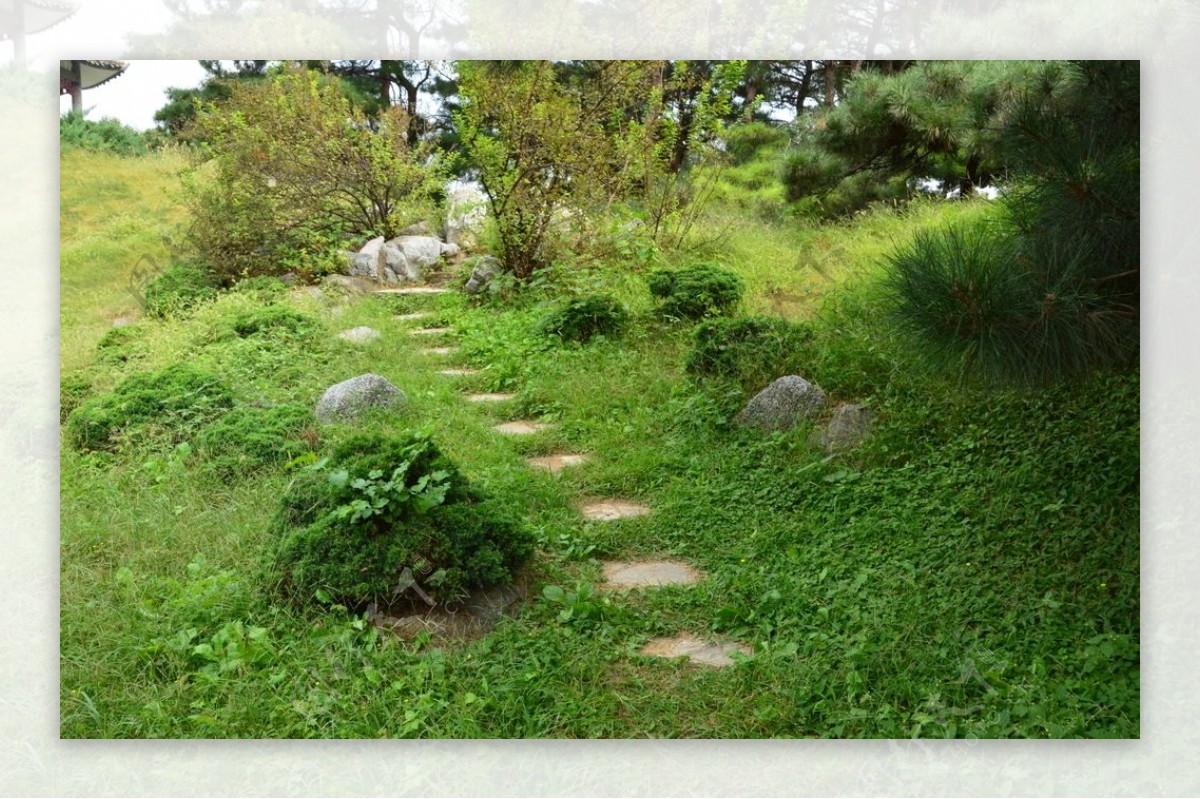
left=887, top=61, right=1139, bottom=384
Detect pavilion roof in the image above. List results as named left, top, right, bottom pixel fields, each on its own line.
left=60, top=59, right=128, bottom=91
left=0, top=0, right=80, bottom=38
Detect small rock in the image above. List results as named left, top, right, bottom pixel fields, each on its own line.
left=601, top=560, right=702, bottom=589
left=526, top=453, right=588, bottom=474
left=734, top=375, right=827, bottom=431
left=811, top=402, right=874, bottom=453
left=464, top=255, right=502, bottom=295
left=493, top=421, right=552, bottom=435
left=315, top=373, right=406, bottom=424
left=640, top=634, right=751, bottom=667
left=337, top=326, right=380, bottom=344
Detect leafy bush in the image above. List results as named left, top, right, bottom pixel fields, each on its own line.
left=231, top=275, right=290, bottom=301
left=686, top=315, right=813, bottom=389
left=143, top=262, right=219, bottom=318
left=185, top=66, right=445, bottom=282
left=229, top=306, right=316, bottom=339
left=267, top=432, right=532, bottom=608
left=66, top=364, right=234, bottom=451
left=648, top=263, right=744, bottom=320
left=60, top=373, right=95, bottom=423
left=59, top=111, right=148, bottom=156
left=196, top=404, right=318, bottom=476
left=538, top=295, right=629, bottom=343
left=94, top=325, right=147, bottom=365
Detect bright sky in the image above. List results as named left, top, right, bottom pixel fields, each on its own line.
left=18, top=0, right=208, bottom=130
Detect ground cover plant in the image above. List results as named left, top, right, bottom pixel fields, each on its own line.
left=60, top=60, right=1138, bottom=740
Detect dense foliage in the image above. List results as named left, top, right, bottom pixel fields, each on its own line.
left=538, top=295, right=629, bottom=343
left=184, top=66, right=446, bottom=283
left=267, top=432, right=533, bottom=609
left=196, top=404, right=318, bottom=476
left=648, top=263, right=744, bottom=320
left=59, top=111, right=150, bottom=156
left=143, top=262, right=220, bottom=318
left=66, top=363, right=234, bottom=451
left=886, top=61, right=1139, bottom=383
left=686, top=315, right=813, bottom=390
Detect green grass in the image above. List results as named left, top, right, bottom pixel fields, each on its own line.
left=60, top=149, right=1138, bottom=739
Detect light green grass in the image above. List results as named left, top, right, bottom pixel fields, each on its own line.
left=60, top=150, right=1138, bottom=739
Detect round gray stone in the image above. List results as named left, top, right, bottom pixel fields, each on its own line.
left=315, top=373, right=407, bottom=424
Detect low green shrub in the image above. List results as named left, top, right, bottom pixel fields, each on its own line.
left=59, top=111, right=148, bottom=156
left=231, top=275, right=290, bottom=301
left=229, top=306, right=316, bottom=338
left=94, top=325, right=147, bottom=365
left=538, top=295, right=629, bottom=343
left=686, top=316, right=813, bottom=390
left=65, top=363, right=235, bottom=451
left=647, top=263, right=744, bottom=320
left=196, top=404, right=319, bottom=476
left=60, top=372, right=95, bottom=424
left=144, top=262, right=219, bottom=318
left=723, top=121, right=790, bottom=165
left=267, top=431, right=532, bottom=608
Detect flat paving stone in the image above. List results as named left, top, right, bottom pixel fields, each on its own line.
left=410, top=327, right=454, bottom=336
left=438, top=368, right=481, bottom=377
left=640, top=633, right=752, bottom=668
left=493, top=421, right=553, bottom=435
left=578, top=499, right=652, bottom=521
left=466, top=392, right=516, bottom=403
left=526, top=453, right=589, bottom=474
left=601, top=559, right=703, bottom=589
left=374, top=286, right=451, bottom=295
left=420, top=347, right=458, bottom=356
left=337, top=326, right=380, bottom=343
left=395, top=312, right=432, bottom=322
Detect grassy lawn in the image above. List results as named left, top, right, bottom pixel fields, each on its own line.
left=60, top=151, right=1138, bottom=739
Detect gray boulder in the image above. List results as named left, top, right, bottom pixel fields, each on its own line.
left=734, top=375, right=827, bottom=431
left=382, top=235, right=454, bottom=283
left=810, top=403, right=873, bottom=452
left=398, top=220, right=436, bottom=237
left=463, top=255, right=502, bottom=295
left=316, top=373, right=407, bottom=424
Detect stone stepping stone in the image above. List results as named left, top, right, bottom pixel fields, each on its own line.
left=374, top=286, right=450, bottom=295
left=410, top=327, right=454, bottom=336
left=395, top=312, right=432, bottom=322
left=600, top=559, right=703, bottom=589
left=438, top=368, right=481, bottom=377
left=420, top=347, right=458, bottom=356
left=526, top=453, right=589, bottom=473
left=466, top=392, right=516, bottom=403
left=493, top=421, right=553, bottom=435
left=578, top=499, right=652, bottom=521
left=640, top=634, right=752, bottom=668
left=337, top=326, right=380, bottom=344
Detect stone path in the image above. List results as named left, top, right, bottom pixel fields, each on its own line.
left=374, top=286, right=450, bottom=295
left=640, top=634, right=752, bottom=667
left=526, top=453, right=589, bottom=474
left=578, top=499, right=652, bottom=521
left=367, top=279, right=749, bottom=668
left=601, top=559, right=702, bottom=589
left=338, top=326, right=380, bottom=344
left=493, top=421, right=553, bottom=435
